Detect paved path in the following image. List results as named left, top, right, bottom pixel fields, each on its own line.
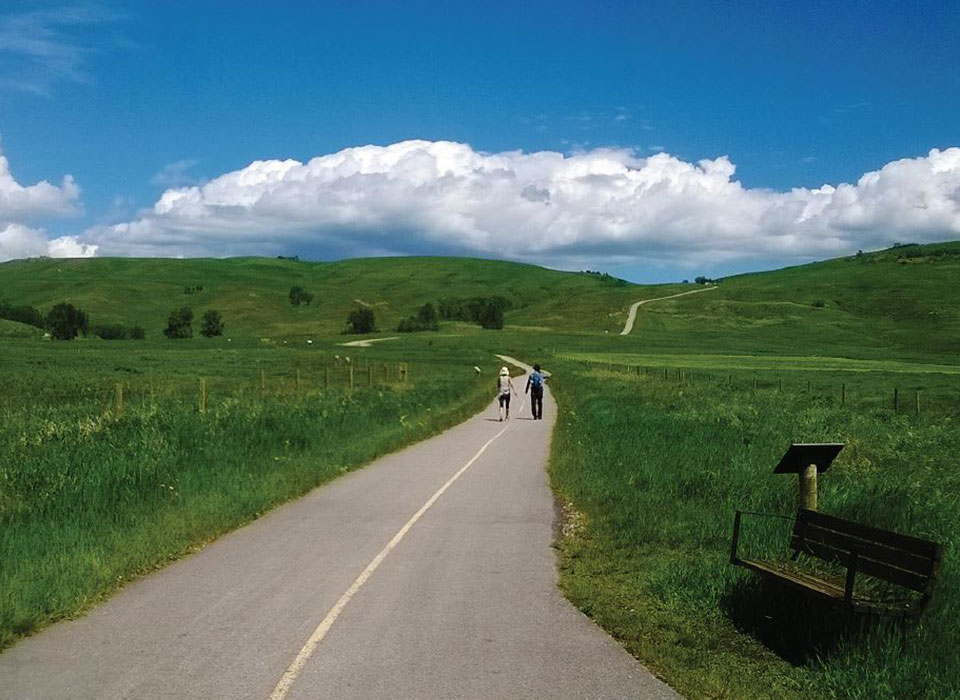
left=620, top=286, right=717, bottom=335
left=0, top=360, right=677, bottom=700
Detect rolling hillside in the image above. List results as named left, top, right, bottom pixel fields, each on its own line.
left=0, top=256, right=665, bottom=339
left=1, top=242, right=959, bottom=364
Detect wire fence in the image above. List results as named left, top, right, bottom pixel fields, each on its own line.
left=573, top=360, right=960, bottom=419
left=0, top=359, right=416, bottom=413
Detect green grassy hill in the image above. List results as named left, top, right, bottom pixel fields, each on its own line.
left=2, top=241, right=960, bottom=363
left=0, top=256, right=666, bottom=339
left=0, top=318, right=42, bottom=339
left=599, top=242, right=960, bottom=364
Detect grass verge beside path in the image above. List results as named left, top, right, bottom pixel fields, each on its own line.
left=0, top=349, right=494, bottom=651
left=548, top=361, right=959, bottom=699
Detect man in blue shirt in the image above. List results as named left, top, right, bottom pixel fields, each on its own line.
left=525, top=364, right=546, bottom=420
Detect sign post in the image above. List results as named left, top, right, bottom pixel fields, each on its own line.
left=774, top=443, right=845, bottom=511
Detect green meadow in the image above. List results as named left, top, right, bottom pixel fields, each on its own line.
left=2, top=241, right=960, bottom=697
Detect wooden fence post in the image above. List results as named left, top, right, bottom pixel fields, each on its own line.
left=915, top=391, right=921, bottom=416
left=894, top=387, right=899, bottom=413
left=841, top=383, right=846, bottom=407
left=778, top=377, right=783, bottom=392
left=115, top=383, right=123, bottom=413
left=800, top=464, right=818, bottom=511
left=199, top=378, right=207, bottom=413
left=349, top=366, right=354, bottom=391
left=753, top=377, right=758, bottom=391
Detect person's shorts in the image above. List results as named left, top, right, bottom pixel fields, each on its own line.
left=498, top=393, right=510, bottom=407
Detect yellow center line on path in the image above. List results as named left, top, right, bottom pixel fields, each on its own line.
left=267, top=424, right=512, bottom=700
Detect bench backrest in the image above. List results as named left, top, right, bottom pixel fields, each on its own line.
left=791, top=509, right=942, bottom=594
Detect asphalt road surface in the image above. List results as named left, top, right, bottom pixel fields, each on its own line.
left=0, top=365, right=677, bottom=700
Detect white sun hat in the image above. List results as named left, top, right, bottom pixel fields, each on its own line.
left=500, top=367, right=509, bottom=375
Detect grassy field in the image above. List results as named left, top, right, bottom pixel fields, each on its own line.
left=2, top=243, right=960, bottom=696
left=547, top=359, right=959, bottom=699
left=0, top=337, right=498, bottom=650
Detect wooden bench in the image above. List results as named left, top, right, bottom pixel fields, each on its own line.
left=731, top=509, right=942, bottom=616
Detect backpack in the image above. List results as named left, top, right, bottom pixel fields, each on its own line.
left=531, top=372, right=543, bottom=389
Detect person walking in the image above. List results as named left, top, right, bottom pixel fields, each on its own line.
left=526, top=364, right=546, bottom=420
left=497, top=366, right=517, bottom=421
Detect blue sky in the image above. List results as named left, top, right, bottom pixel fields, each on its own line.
left=1, top=1, right=959, bottom=282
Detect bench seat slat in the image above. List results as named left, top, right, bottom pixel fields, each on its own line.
left=739, top=558, right=845, bottom=599
left=738, top=558, right=922, bottom=613
left=796, top=509, right=940, bottom=559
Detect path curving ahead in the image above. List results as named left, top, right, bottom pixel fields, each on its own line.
left=620, top=286, right=717, bottom=336
left=0, top=358, right=677, bottom=700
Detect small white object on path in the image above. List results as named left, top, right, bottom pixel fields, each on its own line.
left=340, top=336, right=400, bottom=348
left=620, top=286, right=717, bottom=336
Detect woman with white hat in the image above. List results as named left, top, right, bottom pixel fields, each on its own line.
left=497, top=366, right=518, bottom=421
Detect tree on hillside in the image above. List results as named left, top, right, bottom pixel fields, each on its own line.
left=46, top=303, right=88, bottom=340
left=478, top=300, right=504, bottom=330
left=201, top=309, right=224, bottom=337
left=289, top=286, right=314, bottom=306
left=398, top=302, right=440, bottom=332
left=164, top=307, right=194, bottom=339
left=130, top=325, right=146, bottom=340
left=346, top=307, right=376, bottom=334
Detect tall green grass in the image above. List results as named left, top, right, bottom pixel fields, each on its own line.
left=548, top=362, right=958, bottom=699
left=0, top=344, right=495, bottom=650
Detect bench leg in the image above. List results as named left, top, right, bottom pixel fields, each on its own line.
left=730, top=511, right=742, bottom=564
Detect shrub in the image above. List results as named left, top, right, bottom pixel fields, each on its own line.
left=164, top=307, right=194, bottom=339
left=0, top=301, right=45, bottom=329
left=812, top=299, right=826, bottom=308
left=200, top=310, right=224, bottom=337
left=346, top=307, right=376, bottom=334
left=398, top=302, right=440, bottom=332
left=289, top=286, right=314, bottom=306
left=45, top=303, right=88, bottom=340
left=438, top=296, right=512, bottom=324
left=130, top=325, right=146, bottom=340
left=93, top=324, right=129, bottom=340
left=184, top=285, right=204, bottom=294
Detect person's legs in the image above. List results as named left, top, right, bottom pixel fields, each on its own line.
left=533, top=389, right=543, bottom=419
left=505, top=393, right=511, bottom=419
left=498, top=394, right=506, bottom=421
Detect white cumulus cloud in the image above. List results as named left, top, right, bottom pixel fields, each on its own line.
left=0, top=146, right=80, bottom=220
left=0, top=138, right=92, bottom=262
left=79, top=140, right=960, bottom=268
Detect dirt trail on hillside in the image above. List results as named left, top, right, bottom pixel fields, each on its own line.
left=340, top=336, right=400, bottom=348
left=620, top=286, right=717, bottom=336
